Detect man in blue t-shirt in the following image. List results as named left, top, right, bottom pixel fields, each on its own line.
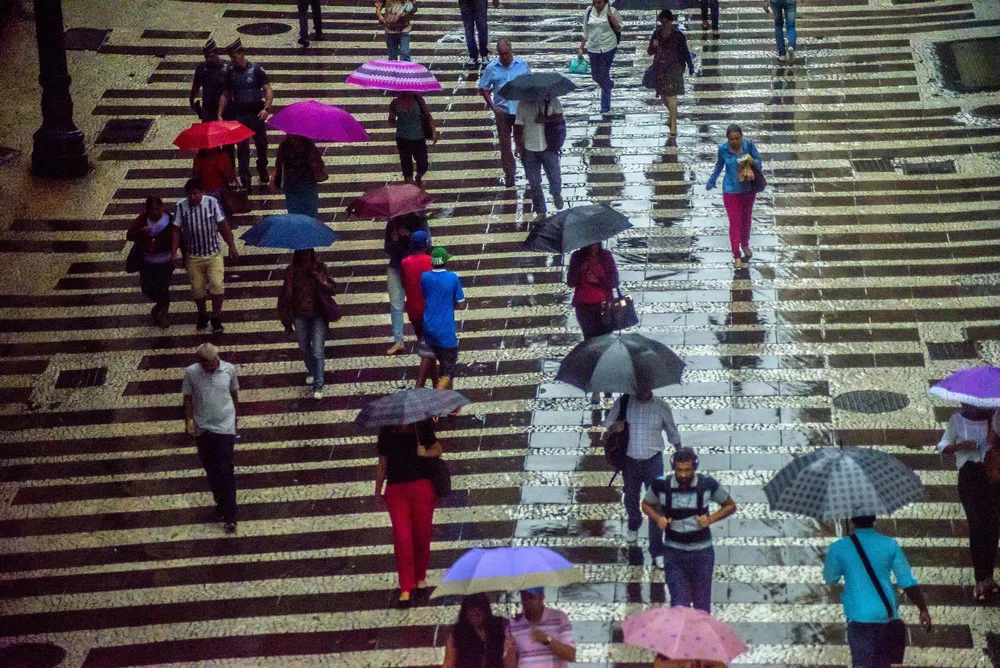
left=420, top=247, right=466, bottom=390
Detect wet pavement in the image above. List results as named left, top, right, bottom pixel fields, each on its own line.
left=1, top=0, right=1000, bottom=665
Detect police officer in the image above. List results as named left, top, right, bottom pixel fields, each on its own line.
left=218, top=39, right=274, bottom=187
left=189, top=39, right=229, bottom=122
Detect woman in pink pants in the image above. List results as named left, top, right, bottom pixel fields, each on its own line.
left=706, top=124, right=762, bottom=268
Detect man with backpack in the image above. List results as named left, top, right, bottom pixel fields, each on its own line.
left=641, top=448, right=736, bottom=610
left=514, top=94, right=565, bottom=222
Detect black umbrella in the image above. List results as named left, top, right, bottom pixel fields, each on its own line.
left=556, top=333, right=685, bottom=393
left=499, top=73, right=576, bottom=102
left=524, top=204, right=632, bottom=254
left=613, top=0, right=692, bottom=10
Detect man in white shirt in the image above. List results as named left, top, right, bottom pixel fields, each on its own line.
left=605, top=390, right=681, bottom=558
left=514, top=95, right=564, bottom=222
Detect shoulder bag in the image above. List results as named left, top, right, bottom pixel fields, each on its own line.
left=849, top=534, right=908, bottom=656
left=416, top=96, right=434, bottom=141
left=543, top=99, right=567, bottom=154
left=984, top=417, right=1000, bottom=483
left=601, top=287, right=639, bottom=331
left=428, top=455, right=452, bottom=498
left=602, top=394, right=630, bottom=485
left=311, top=149, right=329, bottom=183
left=125, top=243, right=144, bottom=274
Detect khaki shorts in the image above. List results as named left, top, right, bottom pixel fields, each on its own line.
left=186, top=253, right=225, bottom=299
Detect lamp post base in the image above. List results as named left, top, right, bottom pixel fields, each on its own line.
left=31, top=125, right=89, bottom=178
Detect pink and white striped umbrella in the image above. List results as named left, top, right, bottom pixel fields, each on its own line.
left=346, top=60, right=442, bottom=93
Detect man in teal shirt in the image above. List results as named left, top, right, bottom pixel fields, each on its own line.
left=823, top=516, right=932, bottom=668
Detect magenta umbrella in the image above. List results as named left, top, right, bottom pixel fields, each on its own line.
left=268, top=100, right=369, bottom=142
left=622, top=606, right=747, bottom=664
left=346, top=60, right=442, bottom=93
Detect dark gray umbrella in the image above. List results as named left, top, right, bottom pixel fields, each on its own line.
left=613, top=0, right=691, bottom=10
left=499, top=73, right=576, bottom=102
left=556, top=333, right=684, bottom=393
left=524, top=204, right=632, bottom=254
left=354, top=388, right=469, bottom=428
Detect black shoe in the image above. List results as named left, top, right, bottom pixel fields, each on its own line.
left=396, top=595, right=412, bottom=609
left=258, top=172, right=269, bottom=185
left=223, top=522, right=237, bottom=534
left=213, top=506, right=224, bottom=521
left=298, top=37, right=310, bottom=47
left=211, top=317, right=224, bottom=334
left=196, top=315, right=210, bottom=331
left=414, top=586, right=433, bottom=603
left=315, top=30, right=323, bottom=40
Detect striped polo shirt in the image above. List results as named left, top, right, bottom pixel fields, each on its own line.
left=506, top=607, right=574, bottom=668
left=174, top=195, right=225, bottom=257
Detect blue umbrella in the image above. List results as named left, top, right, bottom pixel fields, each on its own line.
left=240, top=214, right=339, bottom=250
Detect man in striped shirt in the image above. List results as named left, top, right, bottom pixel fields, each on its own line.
left=503, top=588, right=575, bottom=667
left=172, top=178, right=239, bottom=333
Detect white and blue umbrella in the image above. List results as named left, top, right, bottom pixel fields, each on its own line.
left=430, top=546, right=584, bottom=598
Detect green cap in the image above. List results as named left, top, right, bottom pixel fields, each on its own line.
left=430, top=246, right=453, bottom=266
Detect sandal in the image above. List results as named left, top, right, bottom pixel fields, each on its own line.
left=975, top=581, right=989, bottom=601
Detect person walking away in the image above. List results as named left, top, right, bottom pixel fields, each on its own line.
left=172, top=178, right=239, bottom=333
left=605, top=389, right=681, bottom=558
left=765, top=0, right=798, bottom=64
left=385, top=213, right=432, bottom=356
left=420, top=247, right=466, bottom=391
left=937, top=403, right=1000, bottom=601
left=127, top=196, right=178, bottom=329
left=192, top=147, right=236, bottom=216
left=189, top=39, right=228, bottom=122
left=567, top=242, right=618, bottom=339
left=442, top=593, right=507, bottom=668
left=277, top=249, right=337, bottom=399
left=641, top=448, right=737, bottom=609
left=478, top=38, right=530, bottom=188
left=459, top=0, right=500, bottom=68
left=700, top=0, right=720, bottom=37
left=270, top=134, right=327, bottom=218
left=648, top=10, right=694, bottom=138
left=514, top=94, right=564, bottom=222
left=375, top=419, right=441, bottom=607
left=182, top=343, right=240, bottom=534
left=578, top=0, right=621, bottom=114
left=823, top=515, right=932, bottom=668
left=297, top=0, right=323, bottom=47
left=706, top=124, right=761, bottom=268
left=503, top=588, right=575, bottom=667
left=377, top=0, right=416, bottom=60
left=218, top=40, right=273, bottom=188
left=389, top=92, right=439, bottom=187
left=400, top=231, right=438, bottom=387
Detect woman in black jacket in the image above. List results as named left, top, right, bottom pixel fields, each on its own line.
left=647, top=10, right=695, bottom=137
left=126, top=196, right=179, bottom=328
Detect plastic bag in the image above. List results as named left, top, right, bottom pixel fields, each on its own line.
left=568, top=56, right=590, bottom=75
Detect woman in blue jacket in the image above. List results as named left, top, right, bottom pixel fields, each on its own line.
left=706, top=124, right=761, bottom=268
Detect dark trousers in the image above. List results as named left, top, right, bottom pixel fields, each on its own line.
left=459, top=0, right=488, bottom=60
left=138, top=261, right=174, bottom=309
left=846, top=620, right=906, bottom=668
left=622, top=452, right=665, bottom=556
left=958, top=461, right=1000, bottom=581
left=587, top=47, right=616, bottom=112
left=700, top=0, right=719, bottom=31
left=396, top=138, right=429, bottom=181
left=235, top=111, right=269, bottom=186
left=494, top=110, right=516, bottom=183
left=575, top=304, right=612, bottom=339
left=297, top=0, right=323, bottom=38
left=196, top=430, right=237, bottom=523
left=662, top=545, right=715, bottom=612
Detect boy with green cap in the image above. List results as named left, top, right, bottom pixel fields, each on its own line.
left=419, top=247, right=465, bottom=390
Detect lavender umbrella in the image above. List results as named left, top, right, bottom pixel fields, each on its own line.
left=268, top=100, right=369, bottom=142
left=929, top=366, right=1000, bottom=407
left=430, top=547, right=585, bottom=598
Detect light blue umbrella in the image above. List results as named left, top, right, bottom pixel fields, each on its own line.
left=430, top=546, right=584, bottom=598
left=240, top=214, right=339, bottom=250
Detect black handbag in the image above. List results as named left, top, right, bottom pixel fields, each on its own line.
left=125, top=243, right=143, bottom=274
left=603, top=395, right=630, bottom=485
left=601, top=288, right=639, bottom=331
left=749, top=158, right=767, bottom=193
left=849, top=534, right=908, bottom=658
left=642, top=65, right=656, bottom=90
left=542, top=99, right=567, bottom=153
left=428, top=457, right=452, bottom=498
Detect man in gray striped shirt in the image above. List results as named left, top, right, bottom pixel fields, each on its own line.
left=172, top=178, right=239, bottom=333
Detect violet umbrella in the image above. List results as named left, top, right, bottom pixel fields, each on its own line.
left=928, top=365, right=1000, bottom=407
left=622, top=606, right=747, bottom=664
left=268, top=100, right=369, bottom=142
left=346, top=59, right=442, bottom=93
left=429, top=546, right=584, bottom=598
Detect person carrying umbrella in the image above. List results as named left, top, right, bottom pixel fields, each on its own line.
left=441, top=593, right=507, bottom=668
left=388, top=92, right=439, bottom=188
left=478, top=38, right=531, bottom=188
left=218, top=39, right=274, bottom=188
left=567, top=242, right=619, bottom=339
left=269, top=134, right=327, bottom=218
left=641, top=448, right=736, bottom=606
left=514, top=92, right=565, bottom=222
left=192, top=147, right=236, bottom=216
left=503, top=588, right=576, bottom=667
left=647, top=10, right=695, bottom=138
left=823, top=515, right=932, bottom=668
left=385, top=212, right=431, bottom=356
left=277, top=249, right=337, bottom=399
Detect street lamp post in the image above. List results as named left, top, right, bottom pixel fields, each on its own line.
left=30, top=0, right=88, bottom=178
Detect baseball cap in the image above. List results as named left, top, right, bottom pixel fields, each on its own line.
left=430, top=246, right=452, bottom=266
left=411, top=230, right=430, bottom=248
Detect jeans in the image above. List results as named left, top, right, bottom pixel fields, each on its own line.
left=700, top=0, right=719, bottom=31
left=722, top=191, right=756, bottom=258
left=846, top=621, right=907, bottom=668
left=587, top=47, right=617, bottom=112
left=770, top=0, right=797, bottom=56
left=297, top=0, right=322, bottom=38
left=234, top=110, right=269, bottom=186
left=662, top=545, right=715, bottom=611
left=385, top=478, right=437, bottom=593
left=622, top=452, right=665, bottom=557
left=294, top=315, right=328, bottom=390
left=958, top=461, right=1000, bottom=581
left=522, top=149, right=561, bottom=216
left=386, top=32, right=411, bottom=61
left=459, top=0, right=489, bottom=60
left=396, top=138, right=428, bottom=181
left=494, top=110, right=516, bottom=183
left=196, top=430, right=237, bottom=523
left=387, top=266, right=406, bottom=344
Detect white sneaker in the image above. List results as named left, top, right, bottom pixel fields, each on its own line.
left=776, top=53, right=786, bottom=63
left=786, top=47, right=795, bottom=65
left=305, top=376, right=313, bottom=386
left=313, top=390, right=324, bottom=400
left=625, top=529, right=638, bottom=543
left=654, top=555, right=665, bottom=569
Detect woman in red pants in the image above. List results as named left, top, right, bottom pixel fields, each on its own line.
left=705, top=124, right=762, bottom=268
left=375, top=418, right=441, bottom=607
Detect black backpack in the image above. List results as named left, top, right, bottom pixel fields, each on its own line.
left=603, top=394, right=629, bottom=484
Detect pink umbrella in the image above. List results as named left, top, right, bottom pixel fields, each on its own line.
left=346, top=60, right=442, bottom=93
left=268, top=100, right=369, bottom=142
left=622, top=606, right=747, bottom=664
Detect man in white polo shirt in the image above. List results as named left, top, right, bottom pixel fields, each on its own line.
left=514, top=94, right=565, bottom=222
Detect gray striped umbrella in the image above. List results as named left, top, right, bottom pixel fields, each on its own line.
left=354, top=388, right=469, bottom=429
left=763, top=447, right=924, bottom=521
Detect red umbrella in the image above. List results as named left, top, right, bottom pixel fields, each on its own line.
left=346, top=183, right=435, bottom=220
left=173, top=121, right=255, bottom=150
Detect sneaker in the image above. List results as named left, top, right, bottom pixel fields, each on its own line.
left=776, top=53, right=786, bottom=63
left=223, top=522, right=237, bottom=534
left=464, top=57, right=479, bottom=68
left=625, top=529, right=638, bottom=543
left=313, top=390, right=324, bottom=400
left=196, top=315, right=210, bottom=331
left=786, top=47, right=795, bottom=64
left=211, top=317, right=224, bottom=334
left=553, top=194, right=564, bottom=209
left=654, top=555, right=665, bottom=569
left=298, top=37, right=310, bottom=47
left=305, top=376, right=314, bottom=386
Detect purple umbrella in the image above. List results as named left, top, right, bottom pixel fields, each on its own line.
left=268, top=100, right=369, bottom=142
left=929, top=366, right=1000, bottom=407
left=429, top=546, right=584, bottom=598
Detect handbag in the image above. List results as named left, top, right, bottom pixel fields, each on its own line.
left=984, top=417, right=1000, bottom=484
left=642, top=65, right=657, bottom=90
left=227, top=186, right=252, bottom=214
left=568, top=56, right=590, bottom=75
left=428, top=457, right=452, bottom=498
left=542, top=99, right=567, bottom=154
left=749, top=158, right=767, bottom=193
left=849, top=534, right=908, bottom=657
left=416, top=97, right=435, bottom=141
left=125, top=243, right=143, bottom=274
left=601, top=287, right=639, bottom=331
left=311, top=151, right=329, bottom=183
left=316, top=289, right=341, bottom=323
left=602, top=395, right=630, bottom=485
